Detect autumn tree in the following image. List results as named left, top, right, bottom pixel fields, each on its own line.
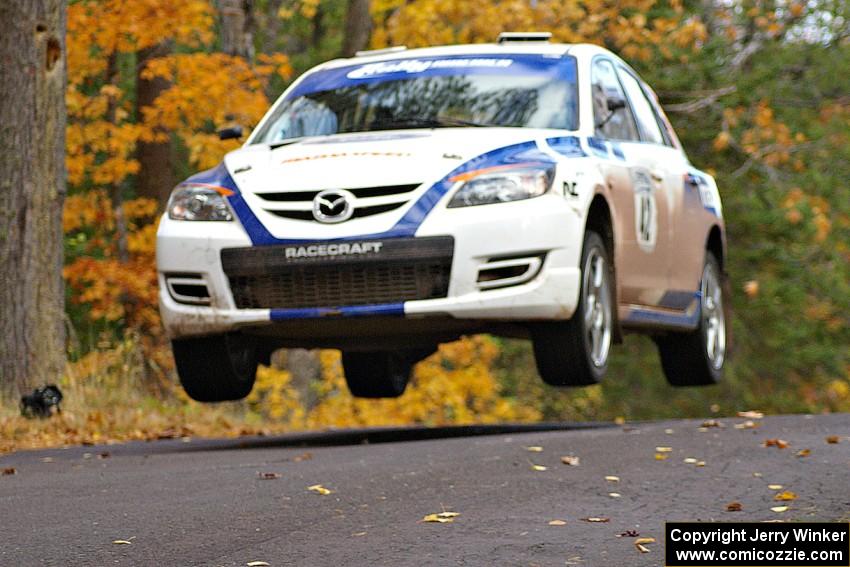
left=217, top=0, right=255, bottom=59
left=135, top=43, right=174, bottom=205
left=342, top=0, right=371, bottom=56
left=0, top=0, right=67, bottom=396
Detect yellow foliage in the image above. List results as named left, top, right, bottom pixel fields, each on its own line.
left=372, top=0, right=705, bottom=62
left=247, top=336, right=540, bottom=429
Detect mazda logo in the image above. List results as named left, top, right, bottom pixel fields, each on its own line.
left=312, top=189, right=355, bottom=224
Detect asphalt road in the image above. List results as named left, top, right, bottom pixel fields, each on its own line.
left=1, top=414, right=848, bottom=566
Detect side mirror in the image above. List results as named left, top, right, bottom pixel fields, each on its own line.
left=218, top=125, right=244, bottom=141
left=607, top=96, right=627, bottom=112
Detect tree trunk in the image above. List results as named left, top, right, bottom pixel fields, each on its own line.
left=342, top=0, right=372, bottom=57
left=217, top=0, right=255, bottom=60
left=0, top=0, right=67, bottom=396
left=136, top=44, right=174, bottom=205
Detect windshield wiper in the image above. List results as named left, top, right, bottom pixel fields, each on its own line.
left=268, top=137, right=307, bottom=149
left=373, top=115, right=498, bottom=130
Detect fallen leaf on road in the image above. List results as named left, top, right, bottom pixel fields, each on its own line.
left=738, top=410, right=764, bottom=419
left=768, top=484, right=783, bottom=490
left=696, top=461, right=706, bottom=467
left=352, top=532, right=367, bottom=537
left=548, top=519, right=567, bottom=526
left=605, top=475, right=620, bottom=482
left=825, top=436, right=840, bottom=444
left=664, top=428, right=674, bottom=434
left=609, top=492, right=622, bottom=498
left=422, top=511, right=459, bottom=523
left=2, top=467, right=15, bottom=476
left=618, top=530, right=640, bottom=538
left=753, top=472, right=763, bottom=478
left=258, top=472, right=281, bottom=480
left=702, top=419, right=722, bottom=428
left=561, top=455, right=580, bottom=466
left=531, top=463, right=547, bottom=471
left=654, top=453, right=668, bottom=461
left=112, top=540, right=132, bottom=545
left=526, top=446, right=543, bottom=452
left=655, top=446, right=673, bottom=453
left=98, top=452, right=111, bottom=459
left=636, top=541, right=653, bottom=553
left=581, top=517, right=610, bottom=523
left=292, top=452, right=313, bottom=462
left=771, top=506, right=789, bottom=513
left=734, top=420, right=759, bottom=429
left=764, top=439, right=789, bottom=449
left=684, top=458, right=698, bottom=464
left=308, top=484, right=333, bottom=495
left=796, top=449, right=811, bottom=458
left=774, top=491, right=797, bottom=501
left=247, top=562, right=270, bottom=566
left=726, top=502, right=743, bottom=512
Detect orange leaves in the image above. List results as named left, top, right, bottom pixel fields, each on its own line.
left=64, top=256, right=159, bottom=330
left=372, top=0, right=705, bottom=62
left=139, top=52, right=291, bottom=169
left=67, top=0, right=214, bottom=79
left=63, top=190, right=161, bottom=335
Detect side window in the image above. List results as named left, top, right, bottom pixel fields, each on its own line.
left=642, top=83, right=676, bottom=147
left=590, top=59, right=639, bottom=141
left=617, top=67, right=665, bottom=145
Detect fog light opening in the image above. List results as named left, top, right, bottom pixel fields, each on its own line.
left=166, top=274, right=212, bottom=305
left=477, top=254, right=545, bottom=290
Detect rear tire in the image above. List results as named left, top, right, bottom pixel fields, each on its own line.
left=531, top=231, right=613, bottom=387
left=172, top=333, right=258, bottom=402
left=656, top=252, right=726, bottom=386
left=342, top=351, right=419, bottom=398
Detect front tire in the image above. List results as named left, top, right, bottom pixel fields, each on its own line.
left=656, top=252, right=726, bottom=386
left=342, top=351, right=414, bottom=398
left=531, top=231, right=613, bottom=387
left=172, top=333, right=258, bottom=402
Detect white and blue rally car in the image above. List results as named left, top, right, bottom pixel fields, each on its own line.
left=157, top=33, right=728, bottom=401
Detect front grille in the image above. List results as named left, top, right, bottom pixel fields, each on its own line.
left=267, top=202, right=405, bottom=221
left=256, top=183, right=420, bottom=223
left=221, top=237, right=453, bottom=310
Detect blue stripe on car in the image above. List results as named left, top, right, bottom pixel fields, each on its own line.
left=546, top=136, right=585, bottom=157
left=270, top=303, right=405, bottom=320
left=622, top=292, right=701, bottom=330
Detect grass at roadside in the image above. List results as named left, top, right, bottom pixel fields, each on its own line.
left=1, top=334, right=539, bottom=455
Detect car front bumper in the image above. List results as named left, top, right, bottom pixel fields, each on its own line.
left=156, top=194, right=583, bottom=341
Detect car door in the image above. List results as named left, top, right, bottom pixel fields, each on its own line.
left=589, top=57, right=667, bottom=307
left=613, top=64, right=683, bottom=307
left=639, top=81, right=707, bottom=298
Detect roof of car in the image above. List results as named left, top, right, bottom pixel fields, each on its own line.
left=316, top=42, right=611, bottom=71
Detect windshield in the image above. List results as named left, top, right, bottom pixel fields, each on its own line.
left=251, top=54, right=578, bottom=144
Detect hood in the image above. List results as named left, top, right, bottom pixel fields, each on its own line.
left=222, top=128, right=554, bottom=242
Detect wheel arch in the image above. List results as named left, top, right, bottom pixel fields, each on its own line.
left=705, top=223, right=733, bottom=354
left=706, top=224, right=726, bottom=271
left=585, top=192, right=623, bottom=344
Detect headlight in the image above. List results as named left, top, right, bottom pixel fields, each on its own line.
left=447, top=164, right=555, bottom=208
left=167, top=184, right=234, bottom=221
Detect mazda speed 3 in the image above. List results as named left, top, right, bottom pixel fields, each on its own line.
left=157, top=33, right=728, bottom=401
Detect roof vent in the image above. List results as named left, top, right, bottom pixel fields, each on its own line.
left=354, top=45, right=408, bottom=57
left=497, top=32, right=552, bottom=44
